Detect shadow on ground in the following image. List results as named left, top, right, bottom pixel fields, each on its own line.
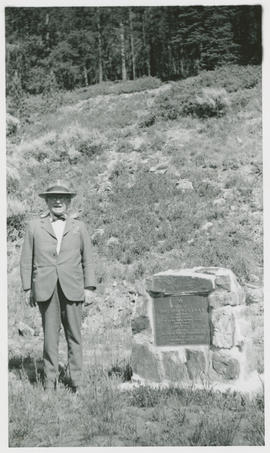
left=8, top=351, right=133, bottom=388
left=8, top=354, right=73, bottom=387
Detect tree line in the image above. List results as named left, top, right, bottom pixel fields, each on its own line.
left=6, top=5, right=262, bottom=95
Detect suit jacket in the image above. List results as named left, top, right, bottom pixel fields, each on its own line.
left=20, top=215, right=97, bottom=302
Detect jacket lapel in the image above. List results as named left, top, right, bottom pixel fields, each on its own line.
left=40, top=216, right=57, bottom=239
left=62, top=216, right=74, bottom=237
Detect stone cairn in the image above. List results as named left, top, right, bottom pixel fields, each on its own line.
left=131, top=267, right=261, bottom=392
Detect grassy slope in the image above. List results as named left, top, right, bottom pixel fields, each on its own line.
left=7, top=67, right=263, bottom=446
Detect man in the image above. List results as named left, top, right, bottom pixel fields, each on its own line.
left=20, top=181, right=97, bottom=392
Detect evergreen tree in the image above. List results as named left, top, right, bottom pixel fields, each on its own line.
left=5, top=5, right=262, bottom=94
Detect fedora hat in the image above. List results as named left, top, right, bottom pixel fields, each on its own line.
left=39, top=180, right=77, bottom=198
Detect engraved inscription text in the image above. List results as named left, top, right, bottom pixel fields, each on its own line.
left=154, top=295, right=210, bottom=346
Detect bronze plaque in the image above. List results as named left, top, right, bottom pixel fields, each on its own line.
left=153, top=295, right=210, bottom=346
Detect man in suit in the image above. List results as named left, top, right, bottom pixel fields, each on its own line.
left=20, top=181, right=97, bottom=392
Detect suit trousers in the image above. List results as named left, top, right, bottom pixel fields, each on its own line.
left=38, top=280, right=83, bottom=389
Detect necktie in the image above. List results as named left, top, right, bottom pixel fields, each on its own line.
left=51, top=214, right=66, bottom=222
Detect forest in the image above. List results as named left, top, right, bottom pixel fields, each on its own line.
left=6, top=5, right=262, bottom=95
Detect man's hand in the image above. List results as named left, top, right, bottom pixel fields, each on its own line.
left=84, top=288, right=95, bottom=306
left=24, top=289, right=36, bottom=307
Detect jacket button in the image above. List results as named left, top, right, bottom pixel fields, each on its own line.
left=53, top=252, right=56, bottom=257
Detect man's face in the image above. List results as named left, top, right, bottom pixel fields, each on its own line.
left=45, top=194, right=71, bottom=216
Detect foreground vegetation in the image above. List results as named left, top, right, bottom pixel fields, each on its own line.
left=9, top=354, right=264, bottom=447
left=7, top=65, right=263, bottom=446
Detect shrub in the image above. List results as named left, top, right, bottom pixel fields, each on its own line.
left=189, top=411, right=242, bottom=446
left=108, top=360, right=133, bottom=382
left=129, top=385, right=161, bottom=407
left=138, top=113, right=156, bottom=128
left=183, top=88, right=230, bottom=118
left=151, top=65, right=260, bottom=123
left=197, top=65, right=261, bottom=93
left=153, top=85, right=230, bottom=121
left=244, top=410, right=264, bottom=445
left=112, top=76, right=161, bottom=94
left=7, top=198, right=28, bottom=241
left=78, top=139, right=104, bottom=158
left=6, top=113, right=20, bottom=136
left=62, top=76, right=162, bottom=105
left=7, top=163, right=21, bottom=194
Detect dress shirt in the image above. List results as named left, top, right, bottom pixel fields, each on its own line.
left=51, top=218, right=66, bottom=254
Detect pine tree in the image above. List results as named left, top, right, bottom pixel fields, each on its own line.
left=5, top=5, right=262, bottom=93
left=129, top=8, right=136, bottom=80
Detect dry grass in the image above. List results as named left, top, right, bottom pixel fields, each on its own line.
left=9, top=346, right=264, bottom=447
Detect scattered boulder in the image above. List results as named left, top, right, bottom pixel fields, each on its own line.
left=175, top=179, right=194, bottom=191
left=6, top=113, right=20, bottom=135
left=107, top=236, right=120, bottom=247
left=131, top=315, right=149, bottom=334
left=201, top=221, right=214, bottom=231
left=213, top=198, right=226, bottom=207
left=97, top=181, right=112, bottom=194
left=91, top=228, right=105, bottom=245
left=149, top=163, right=168, bottom=174
left=129, top=136, right=145, bottom=151
left=222, top=189, right=234, bottom=200
left=18, top=322, right=35, bottom=337
left=245, top=284, right=263, bottom=305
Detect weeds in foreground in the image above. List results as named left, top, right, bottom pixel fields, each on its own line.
left=189, top=410, right=242, bottom=446
left=9, top=358, right=265, bottom=447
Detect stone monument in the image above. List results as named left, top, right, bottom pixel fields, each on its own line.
left=130, top=267, right=262, bottom=392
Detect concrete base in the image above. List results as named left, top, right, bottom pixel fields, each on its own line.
left=119, top=371, right=264, bottom=397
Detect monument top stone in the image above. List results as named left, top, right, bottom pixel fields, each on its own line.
left=145, top=268, right=216, bottom=295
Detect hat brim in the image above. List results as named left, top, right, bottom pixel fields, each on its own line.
left=39, top=191, right=76, bottom=198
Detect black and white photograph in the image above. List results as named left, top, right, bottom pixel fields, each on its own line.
left=2, top=0, right=268, bottom=448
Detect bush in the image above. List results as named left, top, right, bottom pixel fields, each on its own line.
left=6, top=113, right=20, bottom=136
left=183, top=88, right=230, bottom=118
left=189, top=411, right=242, bottom=446
left=197, top=65, right=261, bottom=93
left=112, top=76, right=161, bottom=94
left=7, top=198, right=28, bottom=241
left=153, top=86, right=230, bottom=121
left=151, top=65, right=260, bottom=124
left=138, top=113, right=156, bottom=128
left=7, top=163, right=21, bottom=194
left=129, top=385, right=161, bottom=407
left=62, top=76, right=162, bottom=105
left=78, top=139, right=104, bottom=158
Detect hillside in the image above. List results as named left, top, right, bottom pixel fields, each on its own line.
left=7, top=65, right=264, bottom=447
left=7, top=65, right=262, bottom=281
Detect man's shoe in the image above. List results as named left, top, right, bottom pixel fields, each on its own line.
left=70, top=385, right=78, bottom=393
